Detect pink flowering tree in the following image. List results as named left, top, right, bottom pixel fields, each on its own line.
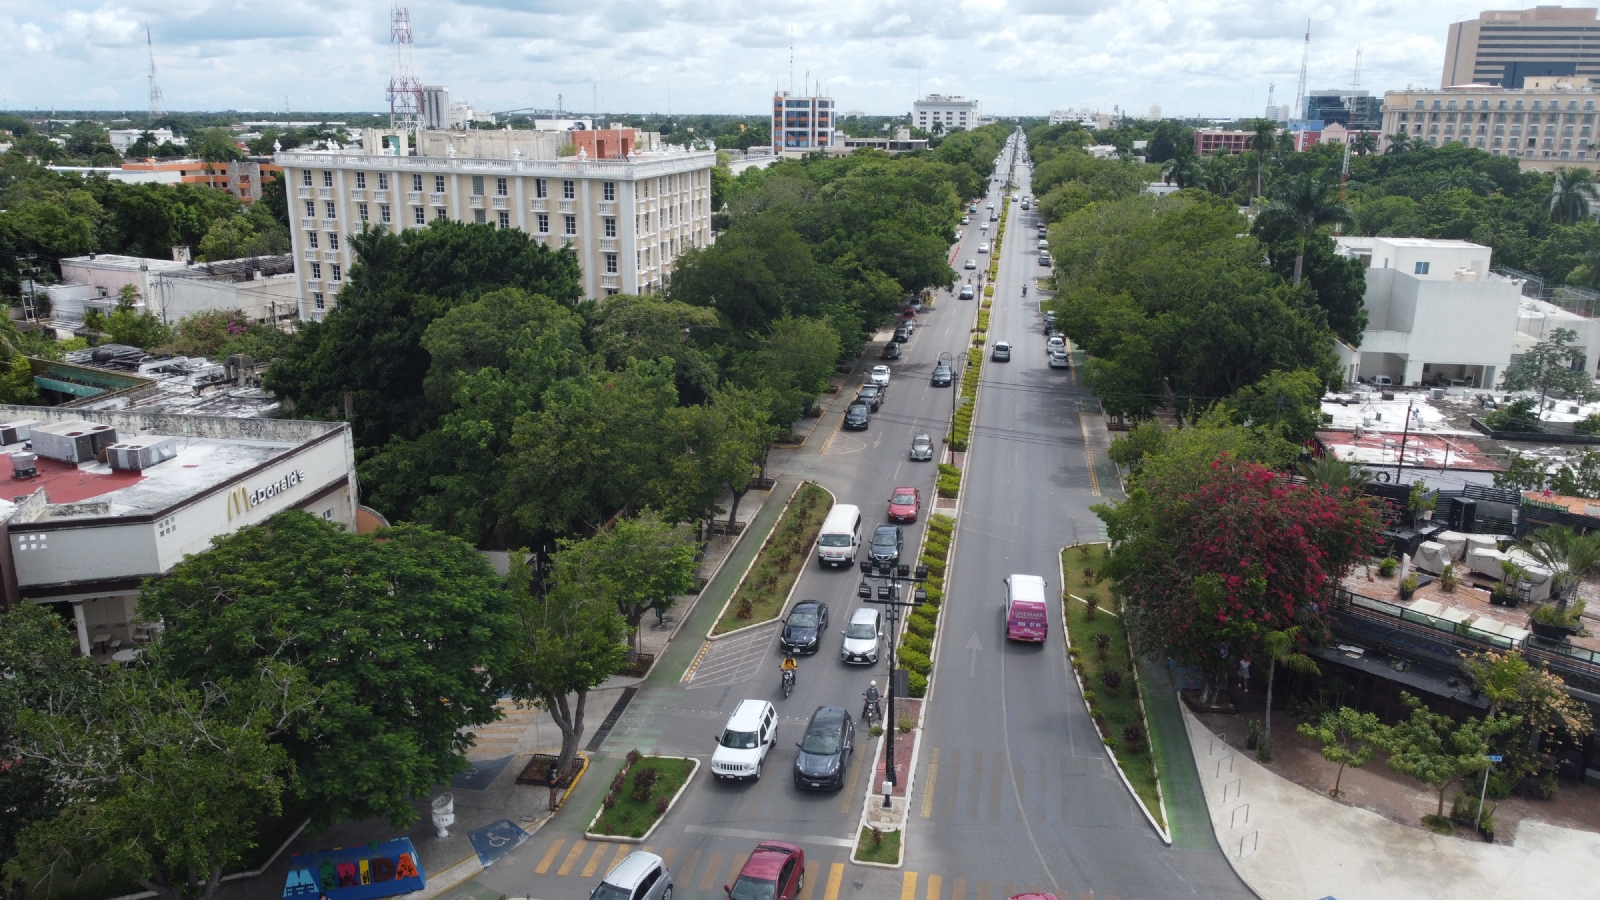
left=1098, top=454, right=1380, bottom=703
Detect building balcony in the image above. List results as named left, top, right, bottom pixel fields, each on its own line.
left=373, top=190, right=389, bottom=203
left=559, top=199, right=575, bottom=213
left=321, top=219, right=338, bottom=231
left=297, top=186, right=313, bottom=199
left=430, top=192, right=446, bottom=206
left=299, top=217, right=316, bottom=230
left=318, top=187, right=333, bottom=199
left=303, top=248, right=319, bottom=261
left=407, top=191, right=422, bottom=205
left=492, top=197, right=507, bottom=210
left=599, top=239, right=618, bottom=253
left=599, top=200, right=616, bottom=215
left=530, top=198, right=547, bottom=211
left=468, top=195, right=484, bottom=208
left=349, top=188, right=366, bottom=201
left=601, top=274, right=619, bottom=289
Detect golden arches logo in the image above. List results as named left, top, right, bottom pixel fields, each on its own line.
left=226, top=486, right=252, bottom=521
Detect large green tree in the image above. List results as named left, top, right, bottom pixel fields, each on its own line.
left=137, top=511, right=514, bottom=828
left=1500, top=327, right=1599, bottom=421
left=551, top=511, right=698, bottom=660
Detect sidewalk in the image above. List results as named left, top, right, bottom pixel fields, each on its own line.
left=1180, top=698, right=1600, bottom=900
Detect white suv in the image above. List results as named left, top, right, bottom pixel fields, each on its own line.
left=711, top=699, right=777, bottom=781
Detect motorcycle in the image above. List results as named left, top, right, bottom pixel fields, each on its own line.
left=1022, top=286, right=1027, bottom=297
left=781, top=667, right=795, bottom=698
left=861, top=688, right=882, bottom=725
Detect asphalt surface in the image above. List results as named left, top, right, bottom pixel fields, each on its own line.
left=474, top=133, right=1254, bottom=900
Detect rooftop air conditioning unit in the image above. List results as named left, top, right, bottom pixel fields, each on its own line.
left=106, top=438, right=177, bottom=471
left=0, top=419, right=41, bottom=445
left=9, top=451, right=37, bottom=479
left=31, top=421, right=117, bottom=464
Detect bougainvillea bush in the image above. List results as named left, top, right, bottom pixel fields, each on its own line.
left=1097, top=454, right=1380, bottom=701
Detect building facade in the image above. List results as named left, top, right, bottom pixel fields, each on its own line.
left=1304, top=89, right=1383, bottom=131
left=1193, top=129, right=1253, bottom=154
left=1380, top=78, right=1600, bottom=168
left=117, top=158, right=282, bottom=205
left=0, top=408, right=358, bottom=663
left=107, top=128, right=185, bottom=155
left=275, top=134, right=714, bottom=318
left=1444, top=6, right=1600, bottom=88
left=771, top=92, right=836, bottom=154
left=914, top=94, right=980, bottom=132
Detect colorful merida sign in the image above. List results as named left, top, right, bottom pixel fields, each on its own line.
left=282, top=837, right=426, bottom=900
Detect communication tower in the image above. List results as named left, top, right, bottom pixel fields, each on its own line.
left=146, top=26, right=163, bottom=119
left=386, top=4, right=424, bottom=131
left=1293, top=21, right=1311, bottom=122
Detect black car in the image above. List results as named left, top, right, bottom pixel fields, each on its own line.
left=931, top=364, right=954, bottom=387
left=793, top=705, right=855, bottom=790
left=843, top=403, right=871, bottom=430
left=780, top=600, right=829, bottom=654
left=869, top=524, right=903, bottom=565
left=892, top=325, right=910, bottom=343
left=855, top=384, right=885, bottom=411
left=880, top=342, right=902, bottom=360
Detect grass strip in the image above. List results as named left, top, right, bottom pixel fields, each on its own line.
left=1061, top=544, right=1166, bottom=829
left=588, top=754, right=694, bottom=838
left=852, top=826, right=902, bottom=864
left=714, top=483, right=832, bottom=634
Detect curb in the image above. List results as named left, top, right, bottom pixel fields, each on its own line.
left=706, top=480, right=809, bottom=640
left=584, top=757, right=701, bottom=844
left=1058, top=543, right=1172, bottom=846
left=556, top=751, right=592, bottom=810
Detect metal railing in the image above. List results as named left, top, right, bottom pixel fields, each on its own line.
left=1494, top=265, right=1600, bottom=317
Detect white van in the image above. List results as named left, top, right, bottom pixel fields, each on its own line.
left=816, top=503, right=862, bottom=568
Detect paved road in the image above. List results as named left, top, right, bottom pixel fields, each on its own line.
left=473, top=132, right=1252, bottom=900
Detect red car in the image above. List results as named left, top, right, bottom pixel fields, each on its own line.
left=900, top=308, right=918, bottom=321
left=725, top=842, right=805, bottom=900
left=887, top=486, right=921, bottom=523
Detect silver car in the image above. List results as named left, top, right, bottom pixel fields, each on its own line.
left=591, top=851, right=673, bottom=900
left=910, top=432, right=934, bottom=461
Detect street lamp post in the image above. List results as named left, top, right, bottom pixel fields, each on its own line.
left=857, top=560, right=929, bottom=804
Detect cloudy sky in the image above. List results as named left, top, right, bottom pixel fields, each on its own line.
left=3, top=0, right=1490, bottom=118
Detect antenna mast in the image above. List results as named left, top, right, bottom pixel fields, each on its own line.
left=1293, top=20, right=1311, bottom=122
left=1266, top=82, right=1275, bottom=117
left=146, top=26, right=163, bottom=119
left=386, top=4, right=424, bottom=132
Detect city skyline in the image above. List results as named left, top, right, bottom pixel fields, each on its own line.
left=3, top=0, right=1502, bottom=119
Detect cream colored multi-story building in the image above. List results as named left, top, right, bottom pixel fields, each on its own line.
left=275, top=128, right=715, bottom=319
left=1380, top=77, right=1600, bottom=171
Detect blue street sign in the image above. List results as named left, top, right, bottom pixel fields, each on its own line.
left=1487, top=755, right=1503, bottom=763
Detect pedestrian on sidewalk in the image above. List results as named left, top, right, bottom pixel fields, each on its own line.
left=546, top=762, right=561, bottom=810
left=1238, top=657, right=1252, bottom=693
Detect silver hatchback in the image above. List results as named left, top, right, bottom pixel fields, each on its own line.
left=910, top=432, right=935, bottom=461
left=591, top=851, right=673, bottom=900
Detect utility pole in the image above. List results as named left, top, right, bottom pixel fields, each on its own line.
left=856, top=561, right=930, bottom=803
left=1395, top=397, right=1415, bottom=484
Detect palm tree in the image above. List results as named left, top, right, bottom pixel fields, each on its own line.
left=1519, top=525, right=1600, bottom=617
left=1248, top=119, right=1278, bottom=199
left=1258, top=626, right=1320, bottom=761
left=1162, top=143, right=1199, bottom=188
left=1352, top=131, right=1379, bottom=157
left=1549, top=167, right=1600, bottom=225
left=1385, top=133, right=1413, bottom=155
left=1297, top=455, right=1373, bottom=494
left=1263, top=172, right=1355, bottom=285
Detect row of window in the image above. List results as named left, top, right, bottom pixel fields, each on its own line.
left=303, top=169, right=683, bottom=203
left=1410, top=96, right=1598, bottom=111
left=308, top=262, right=341, bottom=282
left=314, top=194, right=696, bottom=238
left=1398, top=111, right=1594, bottom=124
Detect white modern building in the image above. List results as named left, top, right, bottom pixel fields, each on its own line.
left=914, top=94, right=980, bottom=132
left=0, top=408, right=357, bottom=661
left=1337, top=236, right=1521, bottom=388
left=106, top=128, right=186, bottom=155
left=275, top=127, right=715, bottom=317
left=771, top=91, right=837, bottom=155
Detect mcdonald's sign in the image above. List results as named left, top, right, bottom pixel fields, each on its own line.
left=226, top=469, right=305, bottom=521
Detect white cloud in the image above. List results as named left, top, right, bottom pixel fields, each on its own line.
left=0, top=0, right=1466, bottom=116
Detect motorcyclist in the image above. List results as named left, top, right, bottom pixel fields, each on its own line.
left=1022, top=285, right=1027, bottom=297
left=780, top=654, right=798, bottom=688
left=862, top=680, right=881, bottom=722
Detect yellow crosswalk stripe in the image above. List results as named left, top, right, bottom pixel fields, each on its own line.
left=534, top=838, right=565, bottom=875
left=951, top=877, right=967, bottom=900
left=902, top=871, right=919, bottom=900
left=726, top=855, right=749, bottom=892
left=798, top=861, right=818, bottom=900
left=581, top=842, right=610, bottom=879
left=921, top=747, right=941, bottom=818
left=926, top=874, right=942, bottom=900
left=824, top=863, right=844, bottom=900
left=659, top=847, right=677, bottom=870
left=607, top=843, right=630, bottom=873
left=556, top=840, right=587, bottom=877
left=699, top=851, right=725, bottom=891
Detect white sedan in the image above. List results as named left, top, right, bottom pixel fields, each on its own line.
left=978, top=243, right=990, bottom=254
left=964, top=259, right=977, bottom=270
left=869, top=365, right=891, bottom=386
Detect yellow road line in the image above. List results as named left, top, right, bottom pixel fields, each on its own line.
left=926, top=874, right=942, bottom=900
left=798, top=861, right=819, bottom=900
left=901, top=872, right=919, bottom=900
left=580, top=841, right=610, bottom=879
left=920, top=747, right=940, bottom=818
left=534, top=838, right=565, bottom=875
left=556, top=840, right=587, bottom=877
left=682, top=640, right=712, bottom=682
left=1079, top=410, right=1101, bottom=497
left=951, top=877, right=967, bottom=900
left=824, top=864, right=844, bottom=900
